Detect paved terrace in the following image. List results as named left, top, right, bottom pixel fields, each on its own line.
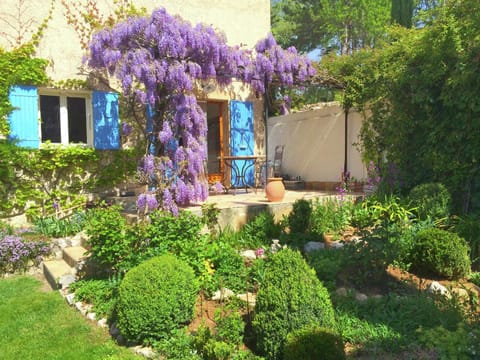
left=112, top=189, right=364, bottom=231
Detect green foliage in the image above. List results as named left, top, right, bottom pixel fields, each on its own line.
left=145, top=210, right=207, bottom=276
left=329, top=0, right=480, bottom=213
left=252, top=248, right=336, bottom=359
left=468, top=272, right=480, bottom=287
left=311, top=198, right=351, bottom=239
left=239, top=212, right=283, bottom=248
left=155, top=327, right=201, bottom=360
left=70, top=277, right=120, bottom=318
left=206, top=241, right=248, bottom=294
left=201, top=202, right=221, bottom=236
left=452, top=214, right=480, bottom=271
left=0, top=141, right=139, bottom=218
left=284, top=326, right=346, bottom=360
left=32, top=211, right=87, bottom=238
left=410, top=228, right=471, bottom=279
left=335, top=291, right=466, bottom=354
left=194, top=309, right=260, bottom=360
left=408, top=182, right=451, bottom=220
left=271, top=0, right=391, bottom=54
left=418, top=324, right=479, bottom=360
left=305, top=248, right=347, bottom=292
left=287, top=199, right=312, bottom=234
left=116, top=255, right=199, bottom=344
left=0, top=45, right=49, bottom=135
left=84, top=205, right=130, bottom=272
left=214, top=305, right=245, bottom=346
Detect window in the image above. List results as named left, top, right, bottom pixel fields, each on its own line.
left=8, top=85, right=120, bottom=150
left=39, top=90, right=91, bottom=145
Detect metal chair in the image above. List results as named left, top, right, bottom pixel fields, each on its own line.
left=273, top=145, right=285, bottom=178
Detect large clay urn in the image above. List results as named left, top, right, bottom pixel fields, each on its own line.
left=265, top=177, right=285, bottom=202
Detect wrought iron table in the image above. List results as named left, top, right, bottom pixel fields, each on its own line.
left=218, top=155, right=266, bottom=193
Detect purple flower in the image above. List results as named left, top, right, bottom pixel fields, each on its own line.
left=213, top=181, right=224, bottom=193
left=255, top=248, right=265, bottom=257
left=122, top=122, right=133, bottom=136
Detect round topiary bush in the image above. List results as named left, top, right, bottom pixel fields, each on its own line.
left=116, top=254, right=199, bottom=343
left=252, top=248, right=336, bottom=360
left=408, top=182, right=451, bottom=220
left=284, top=326, right=346, bottom=360
left=410, top=228, right=471, bottom=279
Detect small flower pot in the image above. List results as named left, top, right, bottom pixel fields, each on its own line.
left=265, top=177, right=285, bottom=202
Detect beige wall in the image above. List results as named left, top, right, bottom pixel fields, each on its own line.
left=0, top=0, right=270, bottom=81
left=267, top=103, right=366, bottom=183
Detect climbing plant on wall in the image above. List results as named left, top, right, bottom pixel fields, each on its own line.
left=87, top=8, right=315, bottom=214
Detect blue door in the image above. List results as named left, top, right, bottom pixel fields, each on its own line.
left=229, top=100, right=254, bottom=186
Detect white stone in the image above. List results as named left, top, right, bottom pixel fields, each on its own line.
left=237, top=292, right=256, bottom=307
left=75, top=302, right=87, bottom=315
left=98, top=318, right=108, bottom=328
left=131, top=346, right=156, bottom=358
left=427, top=281, right=451, bottom=299
left=240, top=250, right=257, bottom=260
left=329, top=241, right=345, bottom=249
left=335, top=287, right=348, bottom=297
left=59, top=274, right=76, bottom=289
left=211, top=288, right=235, bottom=301
left=304, top=241, right=325, bottom=253
left=86, top=312, right=97, bottom=321
left=271, top=239, right=282, bottom=253
left=451, top=287, right=469, bottom=299
left=65, top=293, right=75, bottom=305
left=355, top=292, right=368, bottom=302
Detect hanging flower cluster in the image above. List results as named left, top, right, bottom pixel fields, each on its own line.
left=87, top=8, right=315, bottom=214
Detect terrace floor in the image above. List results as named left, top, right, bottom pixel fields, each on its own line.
left=111, top=187, right=365, bottom=231
left=184, top=188, right=364, bottom=230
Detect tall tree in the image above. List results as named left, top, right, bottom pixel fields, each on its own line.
left=327, top=0, right=480, bottom=212
left=271, top=0, right=391, bottom=54
left=391, top=0, right=415, bottom=28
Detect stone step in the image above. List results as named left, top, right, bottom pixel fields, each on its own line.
left=43, top=259, right=75, bottom=290
left=63, top=246, right=88, bottom=268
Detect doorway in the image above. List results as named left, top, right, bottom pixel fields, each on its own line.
left=206, top=101, right=225, bottom=184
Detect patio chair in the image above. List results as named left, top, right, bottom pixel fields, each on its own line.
left=273, top=145, right=284, bottom=178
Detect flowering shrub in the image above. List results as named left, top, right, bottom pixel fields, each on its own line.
left=0, top=235, right=50, bottom=275
left=87, top=8, right=315, bottom=214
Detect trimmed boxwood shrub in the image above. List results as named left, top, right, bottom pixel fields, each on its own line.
left=116, top=255, right=199, bottom=343
left=284, top=326, right=346, bottom=360
left=408, top=182, right=451, bottom=220
left=410, top=228, right=471, bottom=279
left=252, top=248, right=336, bottom=360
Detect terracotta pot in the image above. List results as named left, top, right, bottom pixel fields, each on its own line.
left=265, top=177, right=285, bottom=202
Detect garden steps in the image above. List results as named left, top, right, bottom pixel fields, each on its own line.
left=43, top=244, right=88, bottom=290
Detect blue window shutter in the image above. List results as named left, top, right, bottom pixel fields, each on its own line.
left=229, top=100, right=254, bottom=186
left=92, top=91, right=120, bottom=150
left=8, top=85, right=39, bottom=148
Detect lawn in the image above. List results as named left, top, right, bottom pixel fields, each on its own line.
left=0, top=275, right=140, bottom=360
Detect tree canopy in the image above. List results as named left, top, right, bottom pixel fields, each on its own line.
left=87, top=8, right=314, bottom=214
left=271, top=0, right=391, bottom=55
left=324, top=0, right=480, bottom=213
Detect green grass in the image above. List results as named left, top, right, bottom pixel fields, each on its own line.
left=0, top=276, right=140, bottom=360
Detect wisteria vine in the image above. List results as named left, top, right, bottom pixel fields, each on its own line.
left=88, top=8, right=315, bottom=214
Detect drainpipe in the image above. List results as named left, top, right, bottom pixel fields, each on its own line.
left=264, top=76, right=269, bottom=185
left=344, top=108, right=349, bottom=174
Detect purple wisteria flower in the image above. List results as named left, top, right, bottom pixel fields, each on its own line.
left=122, top=122, right=133, bottom=136
left=87, top=8, right=315, bottom=215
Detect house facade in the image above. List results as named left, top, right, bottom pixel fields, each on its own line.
left=1, top=0, right=270, bottom=184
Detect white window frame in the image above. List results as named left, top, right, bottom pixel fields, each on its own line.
left=37, top=88, right=93, bottom=146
